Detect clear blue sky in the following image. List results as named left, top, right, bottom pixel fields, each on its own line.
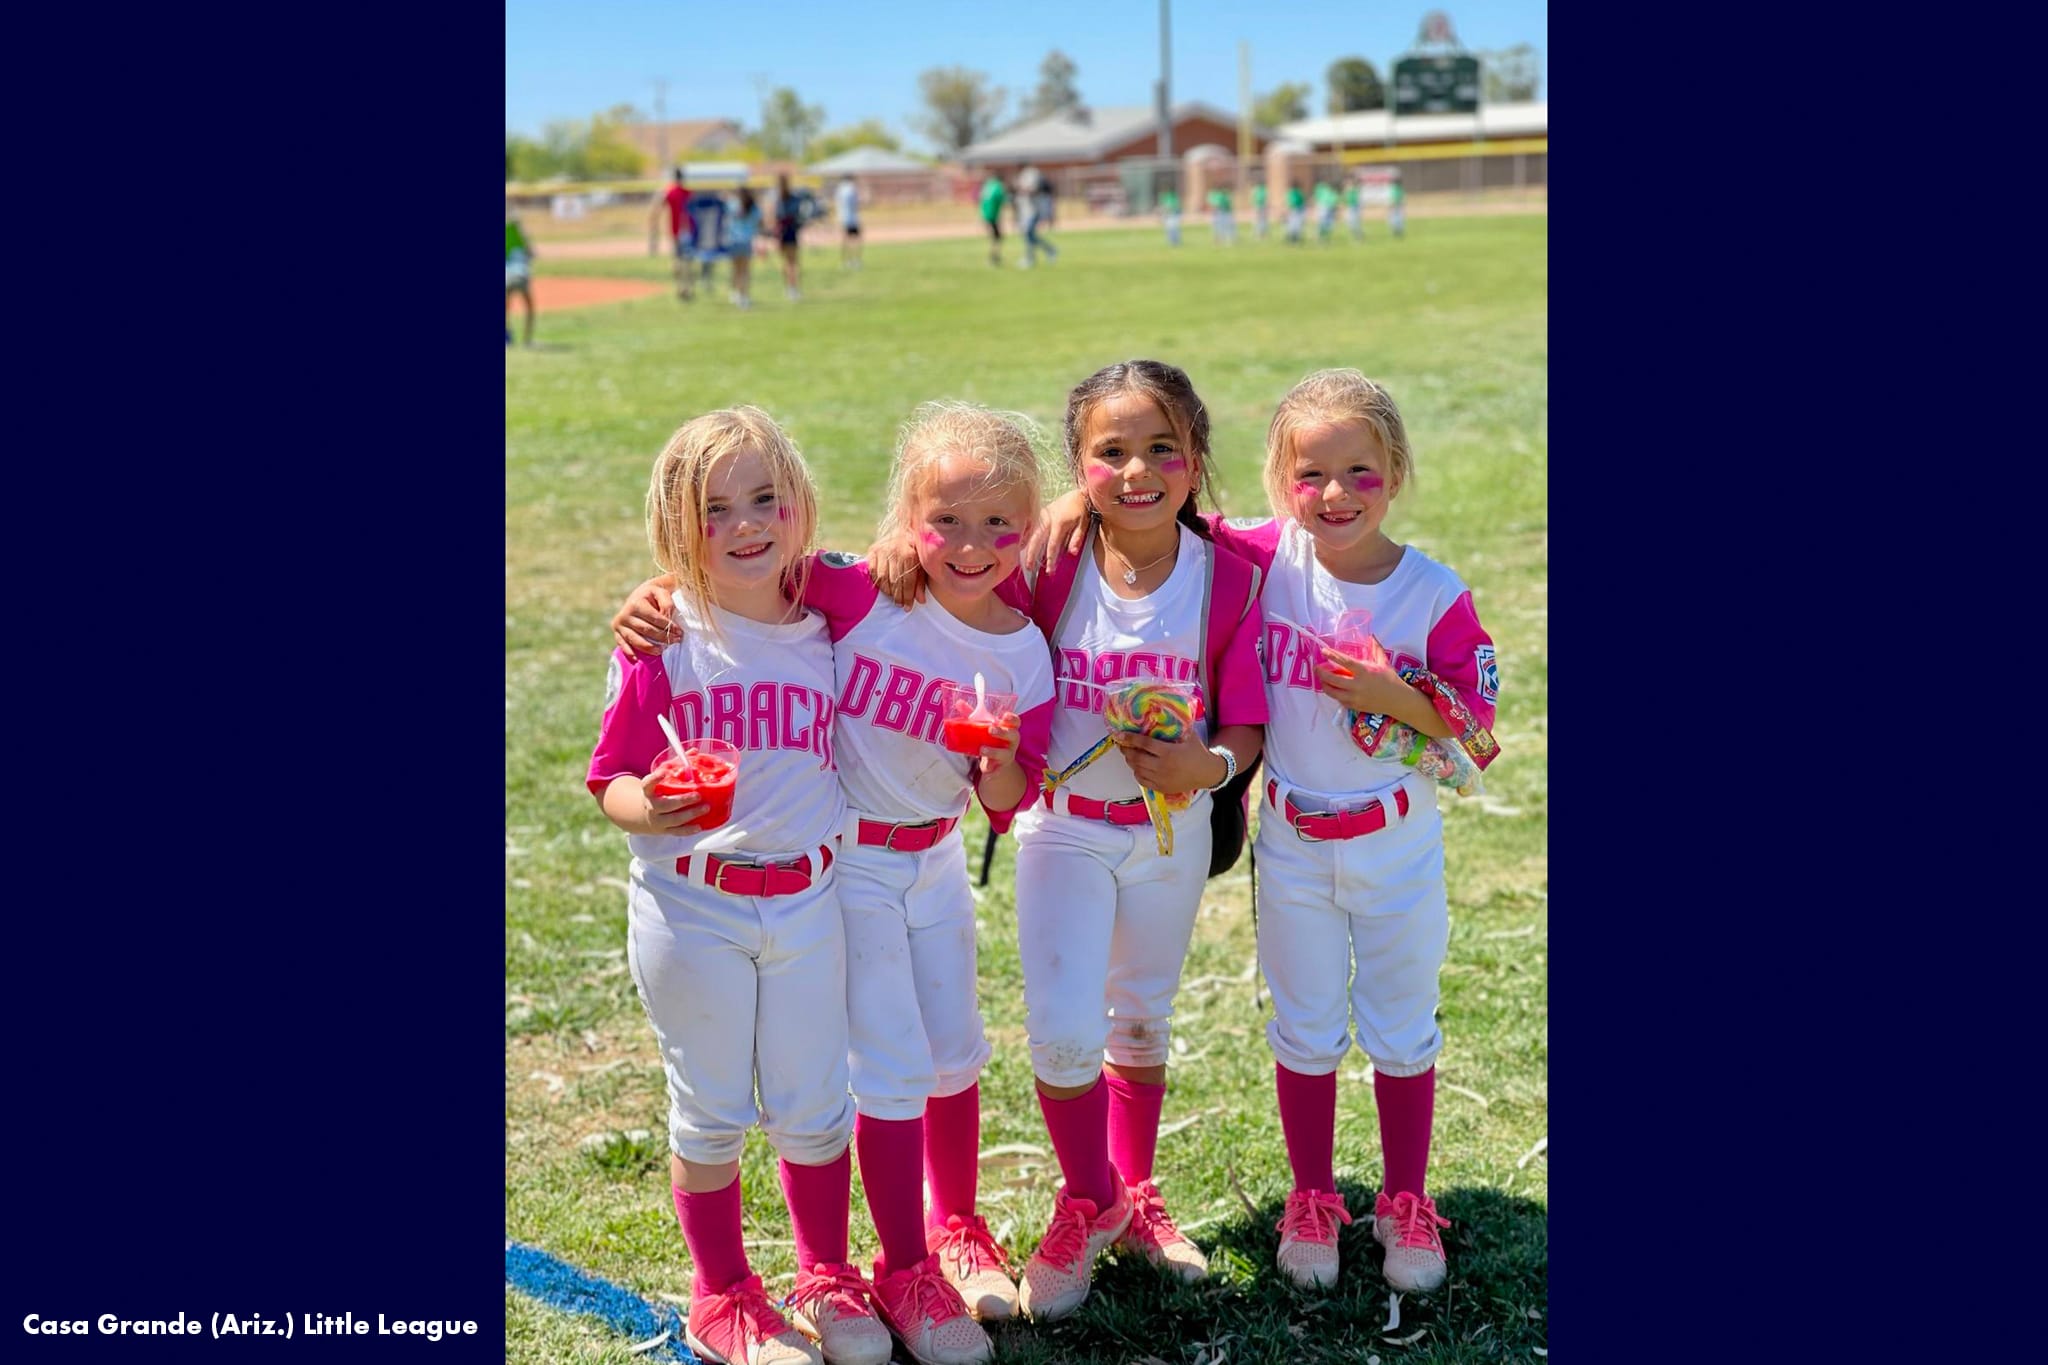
left=505, top=1, right=1547, bottom=152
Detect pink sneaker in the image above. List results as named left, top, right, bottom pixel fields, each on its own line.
left=1373, top=1191, right=1451, bottom=1294
left=927, top=1212, right=1019, bottom=1321
left=1115, top=1179, right=1209, bottom=1282
left=787, top=1262, right=893, bottom=1365
left=1017, top=1183, right=1133, bottom=1321
left=685, top=1274, right=822, bottom=1365
left=871, top=1251, right=991, bottom=1365
left=1275, top=1189, right=1353, bottom=1289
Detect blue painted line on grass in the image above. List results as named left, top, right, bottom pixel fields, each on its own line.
left=505, top=1240, right=698, bottom=1361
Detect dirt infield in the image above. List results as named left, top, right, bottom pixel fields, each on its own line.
left=525, top=276, right=668, bottom=311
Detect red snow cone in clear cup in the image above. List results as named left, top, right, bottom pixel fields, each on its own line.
left=649, top=737, right=742, bottom=830
left=1321, top=608, right=1382, bottom=678
left=940, top=681, right=1018, bottom=754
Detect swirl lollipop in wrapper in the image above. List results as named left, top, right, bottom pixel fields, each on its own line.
left=1057, top=677, right=1203, bottom=855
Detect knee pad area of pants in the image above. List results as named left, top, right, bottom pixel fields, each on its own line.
left=1105, top=1015, right=1171, bottom=1069
left=671, top=1121, right=748, bottom=1168
left=1029, top=1034, right=1111, bottom=1090
left=1361, top=1034, right=1444, bottom=1080
left=1265, top=1017, right=1352, bottom=1075
left=762, top=1103, right=855, bottom=1166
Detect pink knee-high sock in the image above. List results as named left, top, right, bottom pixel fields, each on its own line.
left=1105, top=1072, right=1166, bottom=1187
left=1374, top=1066, right=1436, bottom=1199
left=1275, top=1063, right=1338, bottom=1194
left=778, top=1147, right=852, bottom=1271
left=923, top=1085, right=981, bottom=1227
left=855, top=1113, right=930, bottom=1274
left=1036, top=1077, right=1117, bottom=1208
left=674, top=1177, right=752, bottom=1299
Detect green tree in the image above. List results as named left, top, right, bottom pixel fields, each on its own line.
left=811, top=119, right=904, bottom=161
left=581, top=104, right=646, bottom=178
left=1326, top=57, right=1385, bottom=112
left=913, top=66, right=1006, bottom=156
left=757, top=87, right=826, bottom=161
left=1254, top=82, right=1311, bottom=129
left=1022, top=50, right=1083, bottom=121
left=1479, top=44, right=1541, bottom=102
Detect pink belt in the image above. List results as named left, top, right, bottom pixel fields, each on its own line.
left=676, top=845, right=835, bottom=897
left=1054, top=792, right=1153, bottom=826
left=1265, top=780, right=1410, bottom=843
left=856, top=816, right=959, bottom=852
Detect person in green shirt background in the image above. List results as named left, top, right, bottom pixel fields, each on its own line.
left=980, top=173, right=1007, bottom=266
left=1388, top=178, right=1407, bottom=239
left=1207, top=185, right=1236, bottom=245
left=505, top=212, right=535, bottom=347
left=1159, top=186, right=1181, bottom=247
left=1345, top=180, right=1364, bottom=240
left=1252, top=180, right=1269, bottom=239
left=1284, top=182, right=1306, bottom=243
left=1314, top=181, right=1339, bottom=243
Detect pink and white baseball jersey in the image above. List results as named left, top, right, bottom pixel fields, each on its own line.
left=1214, top=517, right=1497, bottom=804
left=586, top=599, right=845, bottom=862
left=804, top=553, right=1054, bottom=830
left=1045, top=524, right=1268, bottom=804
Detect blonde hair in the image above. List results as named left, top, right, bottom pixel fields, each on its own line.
left=1262, top=368, right=1414, bottom=522
left=645, top=405, right=818, bottom=633
left=878, top=400, right=1050, bottom=541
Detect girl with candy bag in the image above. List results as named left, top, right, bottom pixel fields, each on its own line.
left=872, top=360, right=1268, bottom=1319
left=1033, top=368, right=1500, bottom=1295
left=612, top=403, right=1059, bottom=1361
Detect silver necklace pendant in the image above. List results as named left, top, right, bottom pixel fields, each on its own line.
left=1122, top=567, right=1138, bottom=585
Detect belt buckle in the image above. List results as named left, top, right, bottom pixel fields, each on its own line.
left=711, top=858, right=762, bottom=895
left=884, top=819, right=939, bottom=851
left=1289, top=809, right=1327, bottom=844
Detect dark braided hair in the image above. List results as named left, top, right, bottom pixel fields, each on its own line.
left=1061, top=359, right=1215, bottom=540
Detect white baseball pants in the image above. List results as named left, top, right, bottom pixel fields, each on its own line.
left=626, top=857, right=855, bottom=1165
left=1255, top=775, right=1448, bottom=1078
left=1010, top=802, right=1213, bottom=1087
left=836, top=829, right=992, bottom=1120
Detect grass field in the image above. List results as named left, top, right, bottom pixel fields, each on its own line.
left=506, top=215, right=1547, bottom=1363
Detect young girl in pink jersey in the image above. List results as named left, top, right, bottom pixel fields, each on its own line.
left=1035, top=368, right=1500, bottom=1295
left=588, top=407, right=891, bottom=1365
left=611, top=403, right=1059, bottom=1365
left=869, top=360, right=1269, bottom=1322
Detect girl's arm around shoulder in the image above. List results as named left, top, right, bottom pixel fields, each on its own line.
left=800, top=550, right=882, bottom=640
left=1203, top=513, right=1283, bottom=576
left=1208, top=550, right=1271, bottom=730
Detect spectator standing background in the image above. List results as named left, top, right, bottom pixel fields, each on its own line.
left=1345, top=180, right=1365, bottom=240
left=1159, top=185, right=1181, bottom=246
left=836, top=175, right=863, bottom=271
left=1388, top=178, right=1407, bottom=238
left=505, top=211, right=536, bottom=346
left=1208, top=185, right=1236, bottom=246
left=774, top=173, right=804, bottom=301
left=1315, top=180, right=1339, bottom=243
left=647, top=167, right=696, bottom=301
left=1019, top=165, right=1057, bottom=268
left=1253, top=180, right=1270, bottom=240
left=979, top=172, right=1007, bottom=266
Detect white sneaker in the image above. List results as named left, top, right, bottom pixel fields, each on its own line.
left=927, top=1213, right=1019, bottom=1321
left=787, top=1263, right=892, bottom=1365
left=870, top=1252, right=990, bottom=1365
left=1016, top=1182, right=1133, bottom=1320
left=1373, top=1191, right=1450, bottom=1293
left=1115, top=1179, right=1208, bottom=1282
left=1274, top=1188, right=1353, bottom=1289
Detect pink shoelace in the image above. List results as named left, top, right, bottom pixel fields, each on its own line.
left=698, top=1274, right=792, bottom=1347
left=792, top=1262, right=875, bottom=1321
left=1277, top=1189, right=1354, bottom=1246
left=1383, top=1192, right=1450, bottom=1251
left=931, top=1213, right=1012, bottom=1279
left=1034, top=1196, right=1097, bottom=1270
left=882, top=1256, right=969, bottom=1327
left=1125, top=1181, right=1192, bottom=1247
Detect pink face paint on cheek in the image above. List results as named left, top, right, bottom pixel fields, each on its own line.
left=993, top=532, right=1021, bottom=549
left=1352, top=473, right=1385, bottom=495
left=776, top=506, right=790, bottom=521
left=1160, top=455, right=1188, bottom=474
left=703, top=522, right=717, bottom=539
left=1292, top=481, right=1320, bottom=501
left=921, top=530, right=948, bottom=549
left=1084, top=464, right=1114, bottom=484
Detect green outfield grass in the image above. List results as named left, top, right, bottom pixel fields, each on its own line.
left=506, top=216, right=1547, bottom=1363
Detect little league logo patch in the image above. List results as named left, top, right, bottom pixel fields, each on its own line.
left=818, top=550, right=864, bottom=569
left=1475, top=645, right=1499, bottom=701
left=1225, top=516, right=1269, bottom=531
left=603, top=653, right=623, bottom=712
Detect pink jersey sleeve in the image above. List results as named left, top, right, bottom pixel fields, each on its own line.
left=800, top=553, right=882, bottom=641
left=586, top=648, right=675, bottom=797
left=994, top=567, right=1033, bottom=614
left=1210, top=594, right=1270, bottom=728
left=1425, top=590, right=1499, bottom=731
left=974, top=695, right=1054, bottom=833
left=1203, top=512, right=1283, bottom=574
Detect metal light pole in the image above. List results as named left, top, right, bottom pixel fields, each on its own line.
left=1157, top=0, right=1173, bottom=159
